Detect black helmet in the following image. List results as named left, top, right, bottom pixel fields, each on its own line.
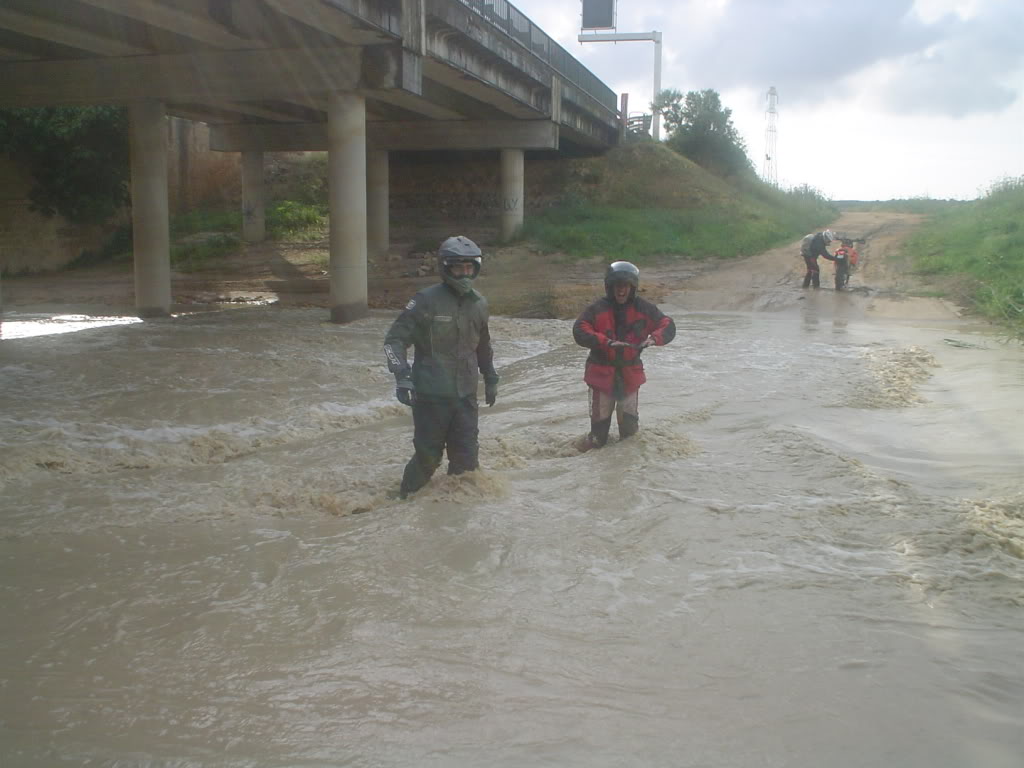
left=438, top=235, right=482, bottom=279
left=604, top=260, right=639, bottom=301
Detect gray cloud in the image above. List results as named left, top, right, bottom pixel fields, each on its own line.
left=672, top=0, right=1022, bottom=116
left=877, top=6, right=1024, bottom=116
left=558, top=0, right=1023, bottom=118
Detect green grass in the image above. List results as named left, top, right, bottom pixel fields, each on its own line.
left=170, top=233, right=239, bottom=272
left=170, top=208, right=240, bottom=238
left=901, top=177, right=1024, bottom=338
left=266, top=200, right=327, bottom=240
left=523, top=184, right=835, bottom=263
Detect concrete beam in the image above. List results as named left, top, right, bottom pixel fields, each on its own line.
left=401, top=0, right=426, bottom=54
left=0, top=6, right=151, bottom=56
left=262, top=0, right=400, bottom=45
left=210, top=120, right=558, bottom=152
left=73, top=0, right=260, bottom=49
left=371, top=89, right=464, bottom=121
left=0, top=46, right=399, bottom=106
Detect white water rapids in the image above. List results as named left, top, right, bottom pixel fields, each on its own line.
left=1, top=292, right=1022, bottom=766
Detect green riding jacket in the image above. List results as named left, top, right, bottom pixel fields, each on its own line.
left=383, top=282, right=497, bottom=399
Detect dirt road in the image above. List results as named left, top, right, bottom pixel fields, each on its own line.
left=2, top=211, right=964, bottom=325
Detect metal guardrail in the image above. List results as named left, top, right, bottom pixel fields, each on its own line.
left=455, top=0, right=618, bottom=113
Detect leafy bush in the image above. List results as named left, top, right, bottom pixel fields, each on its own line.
left=67, top=224, right=134, bottom=269
left=654, top=88, right=755, bottom=180
left=0, top=107, right=129, bottom=225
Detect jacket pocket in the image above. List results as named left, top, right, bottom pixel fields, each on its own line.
left=429, top=314, right=456, bottom=350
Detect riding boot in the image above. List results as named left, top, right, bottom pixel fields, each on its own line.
left=589, top=416, right=613, bottom=449
left=618, top=412, right=639, bottom=440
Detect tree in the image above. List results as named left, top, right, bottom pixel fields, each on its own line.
left=0, top=106, right=129, bottom=226
left=652, top=88, right=754, bottom=179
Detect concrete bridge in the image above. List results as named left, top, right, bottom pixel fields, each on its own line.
left=0, top=0, right=620, bottom=320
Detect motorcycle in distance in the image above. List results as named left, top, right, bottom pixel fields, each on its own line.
left=833, top=237, right=861, bottom=291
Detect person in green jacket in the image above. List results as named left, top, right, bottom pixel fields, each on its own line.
left=383, top=236, right=499, bottom=498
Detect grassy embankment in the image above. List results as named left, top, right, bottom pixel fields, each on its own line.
left=894, top=177, right=1023, bottom=339
left=523, top=142, right=836, bottom=263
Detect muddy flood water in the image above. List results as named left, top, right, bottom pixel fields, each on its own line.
left=2, top=289, right=1023, bottom=766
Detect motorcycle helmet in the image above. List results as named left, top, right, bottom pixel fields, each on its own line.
left=604, top=260, right=640, bottom=301
left=437, top=235, right=482, bottom=278
left=822, top=229, right=835, bottom=243
left=437, top=236, right=482, bottom=297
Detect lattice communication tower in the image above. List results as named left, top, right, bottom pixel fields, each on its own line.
left=763, top=86, right=778, bottom=186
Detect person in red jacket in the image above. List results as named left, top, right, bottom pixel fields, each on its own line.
left=572, top=261, right=676, bottom=451
left=835, top=238, right=859, bottom=269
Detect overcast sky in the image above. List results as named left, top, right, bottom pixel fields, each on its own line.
left=508, top=0, right=1024, bottom=200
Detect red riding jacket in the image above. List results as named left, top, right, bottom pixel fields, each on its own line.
left=573, top=295, right=676, bottom=395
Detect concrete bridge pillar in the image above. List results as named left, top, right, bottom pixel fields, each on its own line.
left=327, top=92, right=368, bottom=323
left=500, top=148, right=524, bottom=242
left=241, top=150, right=266, bottom=243
left=367, top=149, right=389, bottom=258
left=129, top=100, right=171, bottom=317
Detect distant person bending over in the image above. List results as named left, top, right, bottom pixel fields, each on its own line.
left=572, top=261, right=676, bottom=451
left=800, top=229, right=836, bottom=288
left=383, top=236, right=499, bottom=499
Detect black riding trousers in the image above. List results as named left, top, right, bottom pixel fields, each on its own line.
left=400, top=395, right=480, bottom=495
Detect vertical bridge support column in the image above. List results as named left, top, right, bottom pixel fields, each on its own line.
left=327, top=92, right=368, bottom=323
left=241, top=150, right=266, bottom=243
left=129, top=100, right=171, bottom=318
left=367, top=149, right=389, bottom=258
left=500, top=148, right=524, bottom=242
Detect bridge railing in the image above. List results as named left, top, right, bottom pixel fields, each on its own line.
left=455, top=0, right=618, bottom=114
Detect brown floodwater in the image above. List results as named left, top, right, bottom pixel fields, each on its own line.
left=1, top=294, right=1022, bottom=767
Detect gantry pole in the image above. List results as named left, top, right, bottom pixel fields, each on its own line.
left=578, top=30, right=664, bottom=141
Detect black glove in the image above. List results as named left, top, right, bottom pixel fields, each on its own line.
left=395, top=368, right=415, bottom=407
left=484, top=375, right=499, bottom=407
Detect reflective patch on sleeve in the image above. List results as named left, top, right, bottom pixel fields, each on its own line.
left=405, top=298, right=417, bottom=310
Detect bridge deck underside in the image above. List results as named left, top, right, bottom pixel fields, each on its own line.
left=0, top=0, right=619, bottom=152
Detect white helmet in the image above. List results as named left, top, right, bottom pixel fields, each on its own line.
left=822, top=229, right=835, bottom=243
